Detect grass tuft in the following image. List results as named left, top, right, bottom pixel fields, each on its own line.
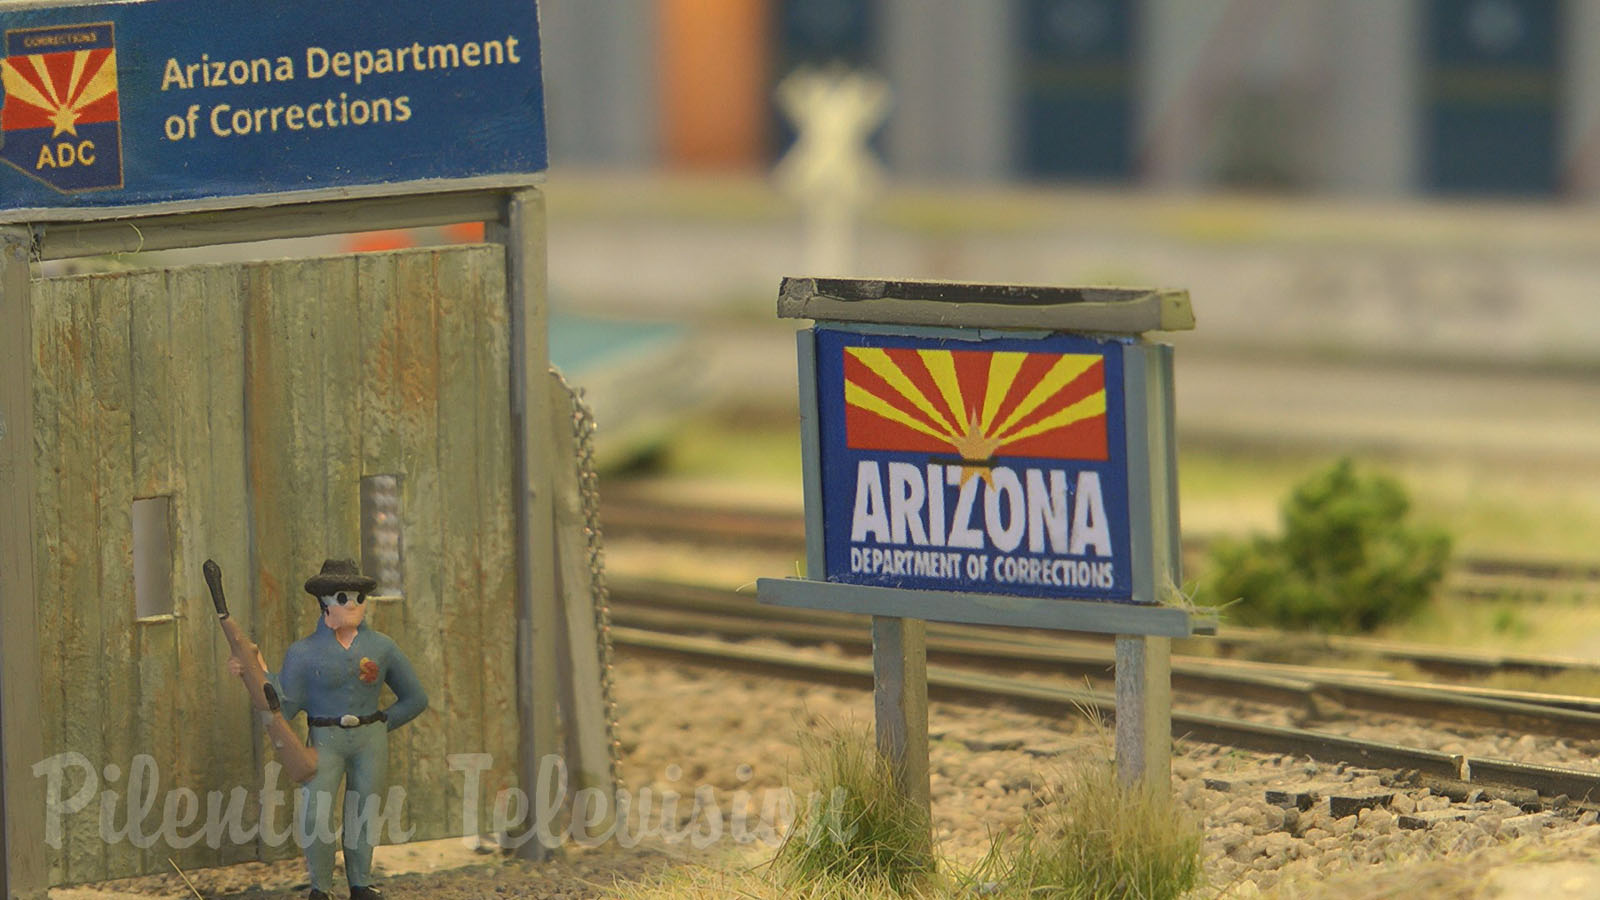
left=612, top=862, right=940, bottom=900
left=773, top=718, right=937, bottom=894
left=966, top=756, right=1203, bottom=900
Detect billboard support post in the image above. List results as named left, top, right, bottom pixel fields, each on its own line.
left=872, top=616, right=930, bottom=815
left=1115, top=634, right=1172, bottom=787
left=763, top=277, right=1211, bottom=816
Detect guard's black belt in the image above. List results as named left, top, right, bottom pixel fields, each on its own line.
left=307, top=711, right=387, bottom=728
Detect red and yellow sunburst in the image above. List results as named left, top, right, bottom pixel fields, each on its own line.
left=843, top=347, right=1108, bottom=467
left=1, top=47, right=119, bottom=137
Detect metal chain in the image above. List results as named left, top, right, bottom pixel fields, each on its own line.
left=557, top=371, right=625, bottom=792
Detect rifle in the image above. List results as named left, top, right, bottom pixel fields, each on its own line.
left=204, top=559, right=319, bottom=784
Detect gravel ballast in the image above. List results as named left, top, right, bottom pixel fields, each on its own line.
left=51, top=645, right=1600, bottom=898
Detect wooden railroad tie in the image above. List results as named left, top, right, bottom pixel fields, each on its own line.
left=1261, top=783, right=1395, bottom=818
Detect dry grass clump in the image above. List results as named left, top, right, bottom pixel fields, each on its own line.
left=611, top=717, right=942, bottom=900
left=773, top=718, right=938, bottom=893
left=610, top=863, right=941, bottom=900
left=966, top=757, right=1203, bottom=900
left=614, top=720, right=1201, bottom=900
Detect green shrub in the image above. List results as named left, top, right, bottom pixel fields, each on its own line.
left=1207, top=458, right=1452, bottom=631
left=969, top=758, right=1202, bottom=900
left=774, top=720, right=936, bottom=894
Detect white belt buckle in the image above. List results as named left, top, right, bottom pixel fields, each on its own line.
left=339, top=714, right=360, bottom=728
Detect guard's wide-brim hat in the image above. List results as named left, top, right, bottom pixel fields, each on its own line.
left=305, top=558, right=377, bottom=597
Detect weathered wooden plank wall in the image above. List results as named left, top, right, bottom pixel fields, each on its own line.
left=129, top=268, right=177, bottom=881
left=31, top=265, right=261, bottom=880
left=241, top=244, right=518, bottom=844
left=389, top=249, right=447, bottom=840
left=2, top=226, right=48, bottom=900
left=477, top=254, right=520, bottom=824
left=91, top=272, right=136, bottom=882
left=29, top=244, right=519, bottom=882
left=177, top=264, right=258, bottom=873
left=29, top=275, right=69, bottom=888
left=356, top=250, right=411, bottom=839
left=49, top=272, right=108, bottom=884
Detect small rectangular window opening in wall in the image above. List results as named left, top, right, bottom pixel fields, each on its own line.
left=362, top=474, right=404, bottom=599
left=132, top=496, right=174, bottom=620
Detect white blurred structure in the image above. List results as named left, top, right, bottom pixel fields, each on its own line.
left=773, top=66, right=891, bottom=274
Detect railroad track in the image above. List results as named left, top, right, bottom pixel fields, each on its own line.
left=599, top=489, right=1600, bottom=591
left=614, top=626, right=1600, bottom=805
left=600, top=491, right=1600, bottom=678
left=605, top=575, right=1600, bottom=805
left=608, top=576, right=1600, bottom=726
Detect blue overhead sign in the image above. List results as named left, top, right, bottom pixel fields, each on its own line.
left=813, top=327, right=1135, bottom=602
left=0, top=0, right=546, bottom=219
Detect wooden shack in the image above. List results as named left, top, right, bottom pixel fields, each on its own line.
left=20, top=243, right=531, bottom=885
left=0, top=2, right=607, bottom=896
left=0, top=190, right=614, bottom=900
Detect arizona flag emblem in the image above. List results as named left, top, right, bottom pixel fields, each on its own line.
left=843, top=346, right=1109, bottom=464
left=1, top=22, right=123, bottom=193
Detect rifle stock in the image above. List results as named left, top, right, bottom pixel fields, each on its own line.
left=204, top=559, right=319, bottom=784
left=219, top=616, right=272, bottom=711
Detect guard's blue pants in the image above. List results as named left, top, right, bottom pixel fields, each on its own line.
left=300, top=722, right=388, bottom=893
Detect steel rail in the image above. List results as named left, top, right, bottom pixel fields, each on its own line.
left=611, top=627, right=1600, bottom=802
left=601, top=494, right=1600, bottom=587
left=608, top=582, right=1386, bottom=678
left=607, top=577, right=1600, bottom=739
left=609, top=572, right=1600, bottom=679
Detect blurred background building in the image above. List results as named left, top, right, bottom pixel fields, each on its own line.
left=541, top=0, right=1600, bottom=200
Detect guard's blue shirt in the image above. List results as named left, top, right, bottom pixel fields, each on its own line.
left=273, top=620, right=427, bottom=731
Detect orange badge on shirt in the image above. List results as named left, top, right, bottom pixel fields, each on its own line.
left=359, top=657, right=379, bottom=684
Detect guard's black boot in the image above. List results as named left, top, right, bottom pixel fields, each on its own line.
left=307, top=891, right=333, bottom=900
left=348, top=887, right=384, bottom=900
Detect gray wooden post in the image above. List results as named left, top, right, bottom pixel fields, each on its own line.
left=496, top=189, right=563, bottom=859
left=1117, top=339, right=1181, bottom=787
left=548, top=374, right=617, bottom=838
left=1114, top=636, right=1173, bottom=787
left=872, top=617, right=931, bottom=818
left=0, top=226, right=47, bottom=900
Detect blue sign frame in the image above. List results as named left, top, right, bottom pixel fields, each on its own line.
left=0, top=0, right=545, bottom=219
left=810, top=325, right=1136, bottom=603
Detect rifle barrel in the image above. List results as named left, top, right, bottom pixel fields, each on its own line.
left=203, top=558, right=230, bottom=618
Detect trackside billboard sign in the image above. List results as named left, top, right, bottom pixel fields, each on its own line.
left=813, top=326, right=1135, bottom=602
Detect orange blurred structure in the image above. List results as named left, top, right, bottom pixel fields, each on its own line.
left=341, top=222, right=485, bottom=254
left=443, top=221, right=486, bottom=243
left=660, top=0, right=771, bottom=169
left=343, top=229, right=417, bottom=253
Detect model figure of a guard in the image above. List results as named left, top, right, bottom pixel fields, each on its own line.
left=229, top=558, right=428, bottom=900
